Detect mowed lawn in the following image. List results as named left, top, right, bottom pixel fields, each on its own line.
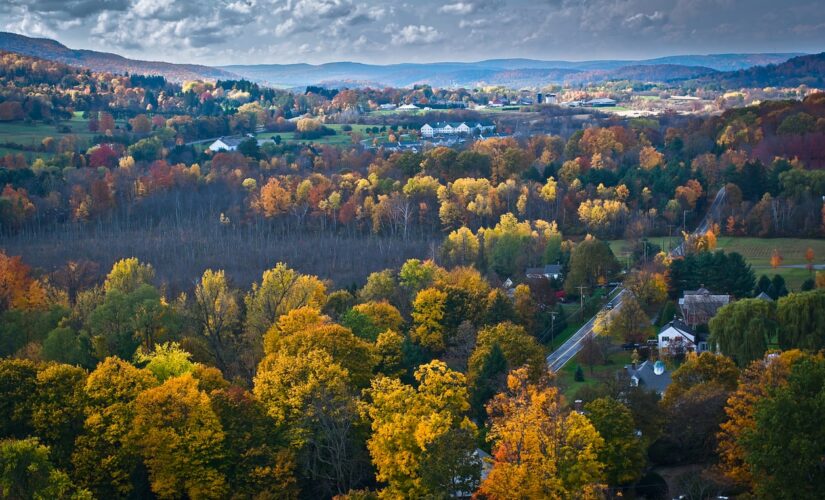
left=556, top=349, right=633, bottom=399
left=609, top=236, right=825, bottom=290
left=258, top=124, right=381, bottom=146
left=715, top=237, right=825, bottom=289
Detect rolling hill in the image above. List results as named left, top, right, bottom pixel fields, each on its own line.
left=0, top=31, right=811, bottom=89
left=0, top=32, right=238, bottom=82
left=694, top=52, right=825, bottom=88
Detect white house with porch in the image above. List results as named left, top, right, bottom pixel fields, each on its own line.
left=658, top=318, right=709, bottom=354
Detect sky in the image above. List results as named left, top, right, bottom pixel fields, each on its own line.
left=2, top=0, right=825, bottom=65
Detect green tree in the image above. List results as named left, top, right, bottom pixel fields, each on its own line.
left=0, top=359, right=39, bottom=438
left=741, top=356, right=825, bottom=498
left=776, top=289, right=825, bottom=351
left=0, top=438, right=91, bottom=500
left=135, top=342, right=195, bottom=382
left=584, top=398, right=645, bottom=486
left=483, top=288, right=516, bottom=325
left=41, top=327, right=94, bottom=368
left=709, top=299, right=776, bottom=366
left=31, top=365, right=87, bottom=467
left=565, top=236, right=620, bottom=294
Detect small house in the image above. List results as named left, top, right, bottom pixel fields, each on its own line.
left=658, top=318, right=708, bottom=354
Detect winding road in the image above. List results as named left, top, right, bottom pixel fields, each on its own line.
left=545, top=187, right=727, bottom=373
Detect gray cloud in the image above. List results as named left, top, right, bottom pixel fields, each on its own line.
left=2, top=0, right=823, bottom=65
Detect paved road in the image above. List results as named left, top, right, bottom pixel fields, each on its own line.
left=546, top=288, right=625, bottom=372
left=546, top=186, right=727, bottom=373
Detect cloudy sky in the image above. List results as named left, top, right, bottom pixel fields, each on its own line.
left=3, top=0, right=824, bottom=65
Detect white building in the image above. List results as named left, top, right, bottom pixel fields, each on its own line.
left=208, top=136, right=246, bottom=152
left=398, top=104, right=420, bottom=111
left=658, top=318, right=709, bottom=354
left=420, top=121, right=495, bottom=138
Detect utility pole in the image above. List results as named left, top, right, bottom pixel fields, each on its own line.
left=577, top=285, right=588, bottom=320
left=683, top=210, right=690, bottom=233
left=549, top=310, right=558, bottom=343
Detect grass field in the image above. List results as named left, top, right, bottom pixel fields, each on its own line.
left=0, top=113, right=125, bottom=159
left=258, top=124, right=385, bottom=146
left=715, top=237, right=825, bottom=289
left=608, top=236, right=825, bottom=290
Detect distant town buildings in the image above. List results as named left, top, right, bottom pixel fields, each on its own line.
left=420, top=121, right=495, bottom=138
left=563, top=98, right=617, bottom=108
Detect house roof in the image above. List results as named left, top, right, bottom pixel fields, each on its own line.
left=756, top=291, right=774, bottom=301
left=626, top=360, right=672, bottom=393
left=659, top=318, right=707, bottom=343
left=212, top=136, right=245, bottom=148
left=525, top=264, right=563, bottom=276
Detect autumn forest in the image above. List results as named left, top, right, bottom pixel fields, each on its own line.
left=1, top=47, right=825, bottom=500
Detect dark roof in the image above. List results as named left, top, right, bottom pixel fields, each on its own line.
left=626, top=360, right=672, bottom=393
left=525, top=264, right=563, bottom=276
left=660, top=318, right=707, bottom=343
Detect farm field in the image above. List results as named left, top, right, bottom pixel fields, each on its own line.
left=609, top=236, right=825, bottom=290
left=0, top=112, right=125, bottom=159
left=257, top=124, right=387, bottom=146
left=714, top=237, right=825, bottom=289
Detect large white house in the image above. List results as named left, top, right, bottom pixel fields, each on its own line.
left=657, top=318, right=709, bottom=354
left=208, top=136, right=246, bottom=152
left=420, top=121, right=495, bottom=138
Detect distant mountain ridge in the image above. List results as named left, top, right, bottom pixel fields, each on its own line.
left=694, top=52, right=825, bottom=88
left=0, top=32, right=237, bottom=82
left=221, top=55, right=801, bottom=88
left=0, top=31, right=812, bottom=89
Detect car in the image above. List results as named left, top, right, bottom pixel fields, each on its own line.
left=621, top=342, right=640, bottom=351
left=604, top=303, right=614, bottom=310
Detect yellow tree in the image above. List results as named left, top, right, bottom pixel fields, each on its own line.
left=361, top=360, right=478, bottom=498
left=442, top=226, right=480, bottom=266
left=254, top=349, right=367, bottom=496
left=244, top=264, right=327, bottom=373
left=131, top=373, right=227, bottom=499
left=479, top=368, right=605, bottom=499
left=193, top=269, right=240, bottom=375
left=411, top=287, right=448, bottom=352
left=72, top=357, right=158, bottom=498
left=103, top=257, right=154, bottom=294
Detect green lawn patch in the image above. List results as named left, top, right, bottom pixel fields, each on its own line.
left=714, top=237, right=825, bottom=290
